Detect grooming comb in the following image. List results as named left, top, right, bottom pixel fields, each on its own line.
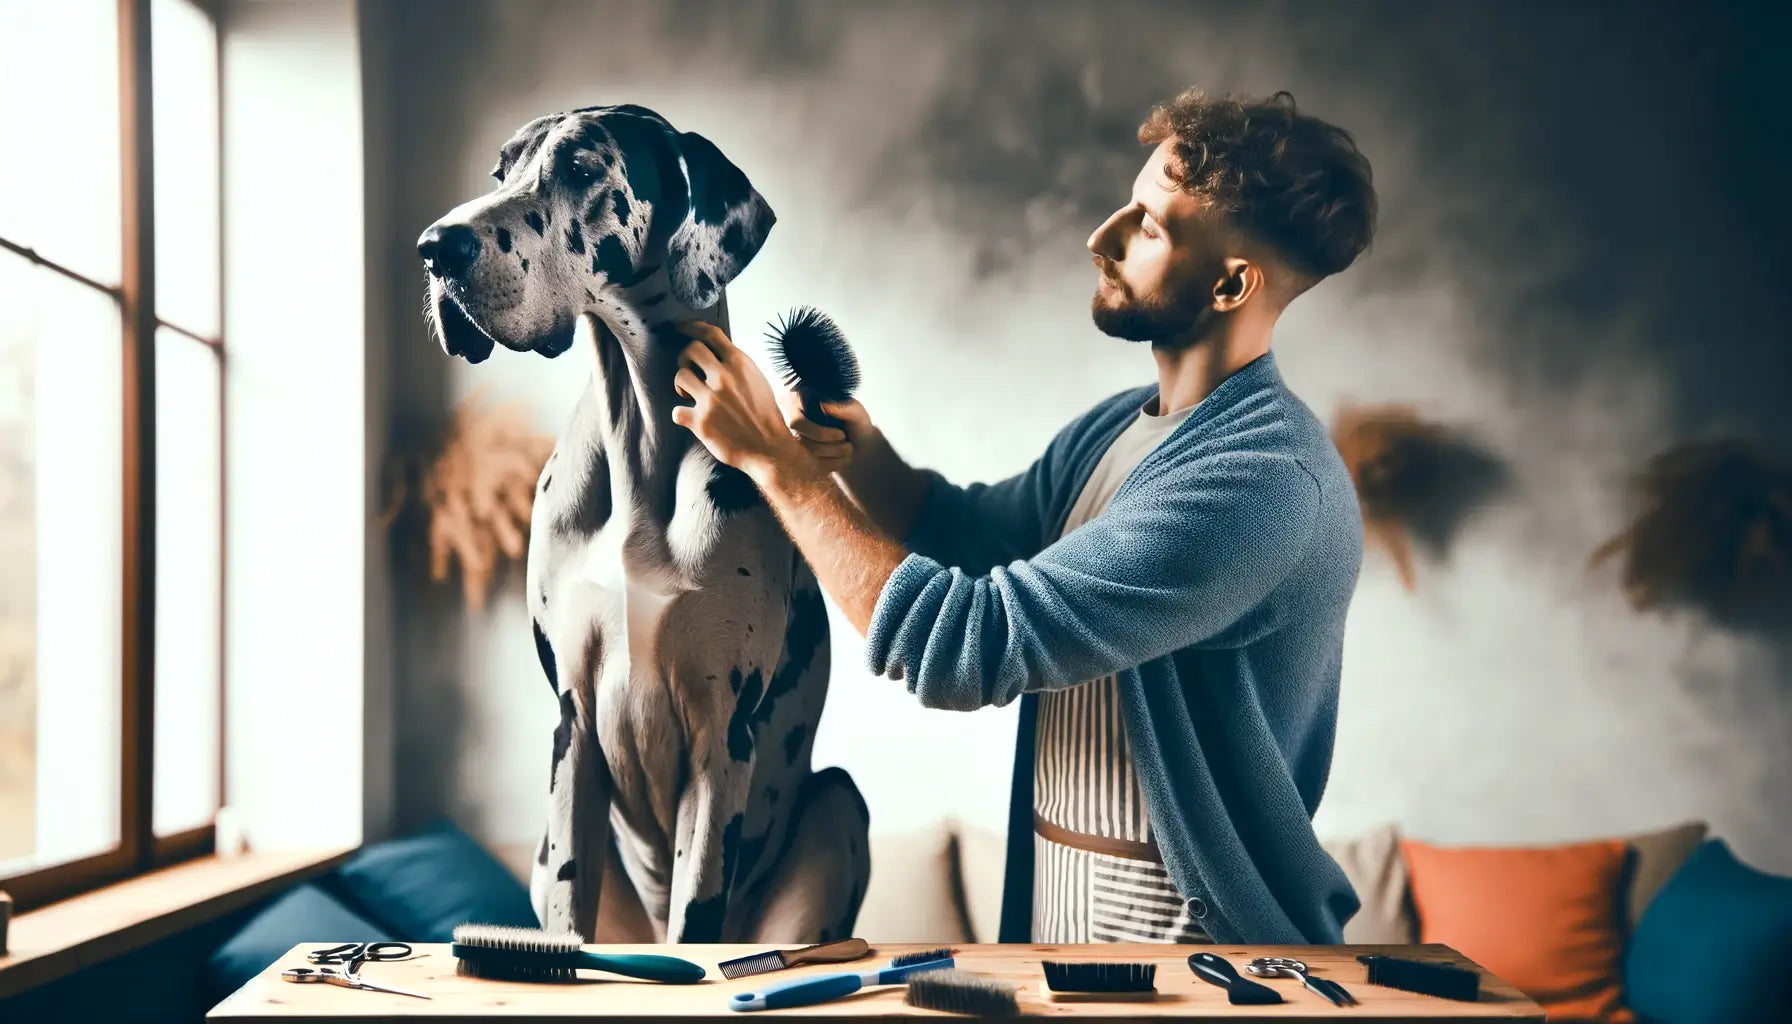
left=450, top=923, right=705, bottom=984
left=904, top=968, right=1021, bottom=1017
left=1357, top=954, right=1481, bottom=1001
left=717, top=937, right=870, bottom=979
left=763, top=305, right=860, bottom=428
left=1040, top=960, right=1158, bottom=1001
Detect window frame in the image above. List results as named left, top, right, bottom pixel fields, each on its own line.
left=0, top=0, right=227, bottom=913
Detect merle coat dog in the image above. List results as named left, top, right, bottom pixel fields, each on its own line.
left=417, top=104, right=869, bottom=943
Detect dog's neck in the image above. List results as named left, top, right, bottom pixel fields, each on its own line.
left=569, top=266, right=733, bottom=577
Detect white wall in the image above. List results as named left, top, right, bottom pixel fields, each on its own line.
left=368, top=1, right=1792, bottom=873
left=221, top=0, right=375, bottom=850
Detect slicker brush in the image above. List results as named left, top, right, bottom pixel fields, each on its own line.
left=763, top=305, right=860, bottom=429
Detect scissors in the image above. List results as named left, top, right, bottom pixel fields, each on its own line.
left=281, top=965, right=432, bottom=999
left=1246, top=956, right=1358, bottom=1007
left=307, top=941, right=419, bottom=969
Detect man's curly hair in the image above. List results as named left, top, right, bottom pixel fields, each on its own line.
left=1139, top=89, right=1376, bottom=285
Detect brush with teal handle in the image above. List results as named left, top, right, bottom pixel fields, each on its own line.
left=729, top=948, right=953, bottom=1011
left=451, top=924, right=707, bottom=984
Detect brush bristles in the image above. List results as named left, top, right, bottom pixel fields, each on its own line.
left=456, top=956, right=579, bottom=983
left=764, top=305, right=860, bottom=403
left=889, top=947, right=954, bottom=968
left=904, top=969, right=1020, bottom=1017
left=1042, top=960, right=1156, bottom=992
left=717, top=949, right=789, bottom=980
left=451, top=923, right=583, bottom=954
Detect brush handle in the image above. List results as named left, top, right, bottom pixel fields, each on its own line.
left=782, top=937, right=870, bottom=967
left=800, top=391, right=846, bottom=430
left=574, top=951, right=707, bottom=984
left=731, top=957, right=950, bottom=1011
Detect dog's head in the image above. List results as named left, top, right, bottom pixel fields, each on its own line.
left=417, top=104, right=774, bottom=362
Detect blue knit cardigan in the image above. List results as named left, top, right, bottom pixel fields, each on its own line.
left=864, top=352, right=1364, bottom=944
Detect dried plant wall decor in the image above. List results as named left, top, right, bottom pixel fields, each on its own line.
left=1330, top=401, right=1511, bottom=590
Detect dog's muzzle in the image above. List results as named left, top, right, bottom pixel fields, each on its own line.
left=418, top=224, right=481, bottom=281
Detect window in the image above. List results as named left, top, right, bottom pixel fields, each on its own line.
left=0, top=0, right=225, bottom=911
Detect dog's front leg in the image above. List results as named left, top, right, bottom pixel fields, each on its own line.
left=531, top=685, right=613, bottom=940
left=665, top=746, right=753, bottom=943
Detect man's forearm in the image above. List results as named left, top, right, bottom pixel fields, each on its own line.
left=755, top=458, right=910, bottom=636
left=834, top=428, right=930, bottom=541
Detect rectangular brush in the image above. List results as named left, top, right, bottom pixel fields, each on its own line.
left=1039, top=960, right=1158, bottom=1002
left=717, top=938, right=870, bottom=980
left=1357, top=954, right=1481, bottom=1001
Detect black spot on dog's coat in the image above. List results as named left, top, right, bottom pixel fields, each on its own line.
left=695, top=270, right=714, bottom=296
left=520, top=257, right=529, bottom=273
left=557, top=860, right=577, bottom=882
left=726, top=668, right=763, bottom=762
left=594, top=235, right=632, bottom=280
left=749, top=586, right=827, bottom=731
left=533, top=618, right=558, bottom=695
left=536, top=834, right=549, bottom=866
left=707, top=463, right=761, bottom=515
left=496, top=227, right=512, bottom=252
left=525, top=211, right=545, bottom=235
left=721, top=221, right=748, bottom=261
left=567, top=220, right=585, bottom=255
left=783, top=723, right=807, bottom=765
left=737, top=567, right=750, bottom=576
left=611, top=189, right=630, bottom=225
left=550, top=688, right=576, bottom=782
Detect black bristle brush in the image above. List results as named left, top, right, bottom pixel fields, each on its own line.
left=763, top=305, right=860, bottom=429
left=1357, top=954, right=1480, bottom=1001
left=450, top=923, right=706, bottom=984
left=1040, top=959, right=1158, bottom=1001
left=904, top=968, right=1021, bottom=1017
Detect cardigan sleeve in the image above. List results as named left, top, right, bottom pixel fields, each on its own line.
left=866, top=451, right=1322, bottom=711
left=899, top=398, right=1106, bottom=574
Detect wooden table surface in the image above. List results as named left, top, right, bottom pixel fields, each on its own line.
left=207, top=942, right=1544, bottom=1023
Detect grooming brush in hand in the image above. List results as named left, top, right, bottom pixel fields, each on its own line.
left=450, top=924, right=706, bottom=984
left=1039, top=960, right=1158, bottom=1002
left=904, top=968, right=1021, bottom=1018
left=717, top=937, right=870, bottom=980
left=1188, top=952, right=1283, bottom=1005
left=728, top=947, right=953, bottom=1012
left=763, top=305, right=860, bottom=429
left=1357, top=954, right=1481, bottom=1001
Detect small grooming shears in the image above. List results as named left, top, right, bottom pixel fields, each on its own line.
left=280, top=965, right=432, bottom=999
left=1246, top=957, right=1358, bottom=1006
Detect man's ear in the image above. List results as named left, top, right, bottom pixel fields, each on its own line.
left=666, top=131, right=775, bottom=310
left=1212, top=257, right=1262, bottom=311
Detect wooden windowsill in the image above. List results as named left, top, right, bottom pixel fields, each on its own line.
left=0, top=846, right=354, bottom=1001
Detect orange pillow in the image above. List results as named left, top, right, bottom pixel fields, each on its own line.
left=1400, top=837, right=1632, bottom=1023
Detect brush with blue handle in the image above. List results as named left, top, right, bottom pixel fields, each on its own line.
left=728, top=948, right=953, bottom=1012
left=451, top=924, right=706, bottom=984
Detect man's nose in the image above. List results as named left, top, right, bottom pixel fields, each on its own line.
left=417, top=223, right=483, bottom=279
left=1086, top=212, right=1124, bottom=261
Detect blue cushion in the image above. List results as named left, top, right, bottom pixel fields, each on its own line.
left=1624, top=838, right=1792, bottom=1024
left=207, top=883, right=393, bottom=1001
left=329, top=817, right=537, bottom=941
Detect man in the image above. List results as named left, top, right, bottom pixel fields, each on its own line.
left=670, top=88, right=1376, bottom=944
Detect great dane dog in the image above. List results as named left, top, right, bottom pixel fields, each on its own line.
left=417, top=104, right=870, bottom=944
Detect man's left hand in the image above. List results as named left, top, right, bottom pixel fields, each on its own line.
left=671, top=320, right=811, bottom=485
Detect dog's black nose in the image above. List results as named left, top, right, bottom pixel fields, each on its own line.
left=418, top=224, right=482, bottom=279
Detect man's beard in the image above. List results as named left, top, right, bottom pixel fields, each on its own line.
left=1090, top=270, right=1210, bottom=346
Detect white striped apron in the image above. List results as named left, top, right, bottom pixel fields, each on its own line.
left=1030, top=397, right=1209, bottom=944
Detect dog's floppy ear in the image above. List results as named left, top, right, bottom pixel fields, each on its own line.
left=665, top=130, right=775, bottom=310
